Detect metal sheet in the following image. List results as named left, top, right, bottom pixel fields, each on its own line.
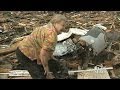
left=80, top=27, right=107, bottom=55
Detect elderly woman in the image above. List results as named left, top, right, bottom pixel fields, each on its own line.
left=16, top=14, right=67, bottom=79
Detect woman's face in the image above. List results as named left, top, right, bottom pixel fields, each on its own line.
left=55, top=21, right=65, bottom=34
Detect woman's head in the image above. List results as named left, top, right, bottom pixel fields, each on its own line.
left=50, top=14, right=67, bottom=34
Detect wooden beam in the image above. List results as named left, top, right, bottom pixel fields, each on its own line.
left=68, top=67, right=113, bottom=75
left=77, top=69, right=110, bottom=79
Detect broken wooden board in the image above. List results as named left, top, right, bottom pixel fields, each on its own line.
left=68, top=67, right=113, bottom=74
left=8, top=70, right=32, bottom=79
left=68, top=67, right=113, bottom=79
left=0, top=70, right=32, bottom=79
left=77, top=69, right=110, bottom=79
left=9, top=70, right=31, bottom=76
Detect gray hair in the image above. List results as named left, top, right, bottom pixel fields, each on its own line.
left=50, top=14, right=67, bottom=24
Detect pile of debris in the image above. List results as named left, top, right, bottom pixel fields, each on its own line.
left=0, top=11, right=120, bottom=79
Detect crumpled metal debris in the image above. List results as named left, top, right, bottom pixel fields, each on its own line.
left=54, top=24, right=107, bottom=56
left=54, top=28, right=89, bottom=56
left=80, top=24, right=107, bottom=55
left=53, top=39, right=76, bottom=56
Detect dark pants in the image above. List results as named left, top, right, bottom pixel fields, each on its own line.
left=16, top=48, right=45, bottom=79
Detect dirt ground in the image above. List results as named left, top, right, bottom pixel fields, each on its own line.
left=0, top=11, right=120, bottom=79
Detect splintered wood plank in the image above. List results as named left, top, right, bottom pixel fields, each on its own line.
left=77, top=69, right=110, bottom=79
left=8, top=70, right=32, bottom=79
left=9, top=70, right=31, bottom=76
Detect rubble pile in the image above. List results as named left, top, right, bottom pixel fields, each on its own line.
left=0, top=11, right=120, bottom=79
